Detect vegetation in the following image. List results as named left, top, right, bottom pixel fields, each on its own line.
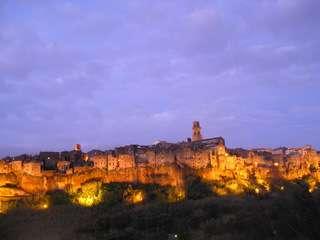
left=80, top=180, right=320, bottom=240
left=71, top=181, right=105, bottom=207
left=1, top=177, right=320, bottom=239
left=47, top=190, right=72, bottom=205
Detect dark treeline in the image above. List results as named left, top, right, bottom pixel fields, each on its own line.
left=1, top=179, right=320, bottom=240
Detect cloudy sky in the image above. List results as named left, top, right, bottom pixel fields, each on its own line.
left=0, top=0, right=319, bottom=156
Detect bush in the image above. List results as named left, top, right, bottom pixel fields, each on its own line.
left=72, top=181, right=105, bottom=207
left=102, top=182, right=129, bottom=206
left=47, top=190, right=71, bottom=205
left=186, top=176, right=213, bottom=200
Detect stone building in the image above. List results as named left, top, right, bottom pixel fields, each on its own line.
left=88, top=138, right=226, bottom=171
left=12, top=154, right=34, bottom=162
left=118, top=153, right=135, bottom=169
left=40, top=152, right=60, bottom=170
left=192, top=121, right=202, bottom=141
left=10, top=160, right=23, bottom=173
left=57, top=160, right=71, bottom=172
left=74, top=144, right=81, bottom=152
left=1, top=121, right=320, bottom=198
left=38, top=145, right=88, bottom=170
left=23, top=162, right=41, bottom=176
left=87, top=149, right=105, bottom=157
left=0, top=160, right=12, bottom=173
left=91, top=154, right=108, bottom=169
left=60, top=151, right=71, bottom=161
left=69, top=150, right=84, bottom=166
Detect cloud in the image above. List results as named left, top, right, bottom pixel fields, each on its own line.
left=0, top=0, right=319, bottom=156
left=151, top=111, right=175, bottom=122
left=189, top=8, right=217, bottom=26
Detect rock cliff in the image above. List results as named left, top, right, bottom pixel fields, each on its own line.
left=0, top=140, right=319, bottom=197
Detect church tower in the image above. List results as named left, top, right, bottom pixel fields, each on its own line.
left=192, top=121, right=202, bottom=141
left=74, top=144, right=81, bottom=152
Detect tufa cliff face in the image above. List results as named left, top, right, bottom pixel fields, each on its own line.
left=0, top=137, right=319, bottom=196
left=0, top=164, right=183, bottom=194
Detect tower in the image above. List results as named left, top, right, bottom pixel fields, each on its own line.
left=192, top=121, right=202, bottom=141
left=74, top=144, right=81, bottom=152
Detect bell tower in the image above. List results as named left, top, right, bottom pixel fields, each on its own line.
left=192, top=121, right=202, bottom=141
left=74, top=144, right=81, bottom=152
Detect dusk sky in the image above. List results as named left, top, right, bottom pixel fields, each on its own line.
left=0, top=0, right=319, bottom=157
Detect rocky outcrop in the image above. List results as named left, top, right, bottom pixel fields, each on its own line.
left=0, top=142, right=319, bottom=196
left=0, top=164, right=184, bottom=195
left=0, top=187, right=30, bottom=197
left=19, top=174, right=46, bottom=193
left=0, top=173, right=18, bottom=187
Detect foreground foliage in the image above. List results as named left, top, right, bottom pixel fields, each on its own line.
left=1, top=179, right=320, bottom=240
left=79, top=181, right=320, bottom=240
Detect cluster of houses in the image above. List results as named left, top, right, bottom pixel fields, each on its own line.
left=0, top=136, right=227, bottom=176
left=0, top=122, right=318, bottom=177
left=0, top=144, right=90, bottom=175
left=88, top=137, right=226, bottom=171
left=0, top=141, right=318, bottom=179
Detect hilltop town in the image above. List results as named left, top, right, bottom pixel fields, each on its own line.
left=0, top=121, right=319, bottom=197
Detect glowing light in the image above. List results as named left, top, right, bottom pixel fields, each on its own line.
left=72, top=181, right=104, bottom=207
left=0, top=204, right=6, bottom=214
left=254, top=188, right=260, bottom=194
left=280, top=186, right=284, bottom=191
left=255, top=177, right=270, bottom=192
left=214, top=187, right=228, bottom=196
left=176, top=189, right=185, bottom=201
left=274, top=162, right=279, bottom=166
left=77, top=196, right=97, bottom=207
left=226, top=182, right=244, bottom=195
left=36, top=196, right=50, bottom=210
left=124, top=186, right=145, bottom=204
left=132, top=191, right=144, bottom=204
left=167, top=187, right=185, bottom=202
left=305, top=178, right=317, bottom=194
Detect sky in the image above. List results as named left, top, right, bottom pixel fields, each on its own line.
left=0, top=0, right=319, bottom=156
